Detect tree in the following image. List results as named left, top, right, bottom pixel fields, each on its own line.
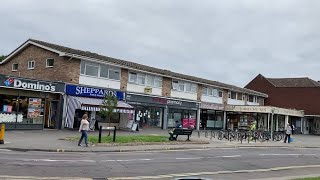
left=99, top=94, right=118, bottom=136
left=0, top=55, right=6, bottom=62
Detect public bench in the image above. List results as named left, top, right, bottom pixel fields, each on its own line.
left=168, top=128, right=193, bottom=141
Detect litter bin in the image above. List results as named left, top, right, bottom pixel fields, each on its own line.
left=0, top=123, right=5, bottom=144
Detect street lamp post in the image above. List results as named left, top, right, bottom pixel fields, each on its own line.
left=270, top=109, right=274, bottom=140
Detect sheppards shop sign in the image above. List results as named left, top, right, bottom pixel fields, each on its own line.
left=0, top=74, right=64, bottom=93
left=66, top=84, right=124, bottom=100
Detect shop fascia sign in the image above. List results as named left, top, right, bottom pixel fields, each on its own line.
left=3, top=77, right=57, bottom=92
left=66, top=84, right=124, bottom=100
left=152, top=97, right=182, bottom=106
left=200, top=102, right=224, bottom=110
left=225, top=105, right=304, bottom=117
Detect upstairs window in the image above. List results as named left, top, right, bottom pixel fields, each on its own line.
left=248, top=95, right=258, bottom=102
left=85, top=64, right=99, bottom=77
left=129, top=72, right=162, bottom=87
left=202, top=87, right=208, bottom=95
left=27, top=61, right=35, bottom=70
left=172, top=80, right=197, bottom=93
left=137, top=74, right=146, bottom=85
left=46, top=58, right=54, bottom=68
left=12, top=63, right=18, bottom=71
left=203, top=86, right=222, bottom=97
left=80, top=61, right=120, bottom=80
left=229, top=91, right=237, bottom=99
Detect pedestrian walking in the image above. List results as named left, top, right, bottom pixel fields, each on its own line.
left=284, top=123, right=292, bottom=143
left=78, top=114, right=90, bottom=147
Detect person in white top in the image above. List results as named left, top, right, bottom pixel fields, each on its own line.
left=78, top=114, right=90, bottom=147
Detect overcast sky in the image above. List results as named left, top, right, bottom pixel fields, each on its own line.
left=1, top=0, right=320, bottom=87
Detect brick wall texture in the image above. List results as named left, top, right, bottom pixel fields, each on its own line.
left=246, top=75, right=320, bottom=115
left=120, top=68, right=128, bottom=91
left=161, top=77, right=172, bottom=97
left=0, top=45, right=80, bottom=83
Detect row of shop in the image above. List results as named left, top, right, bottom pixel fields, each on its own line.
left=0, top=74, right=316, bottom=134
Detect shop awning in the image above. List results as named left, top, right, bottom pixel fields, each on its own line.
left=65, top=96, right=135, bottom=128
left=71, top=96, right=134, bottom=113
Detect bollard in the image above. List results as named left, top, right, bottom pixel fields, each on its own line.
left=0, top=124, right=5, bottom=144
left=98, top=126, right=102, bottom=143
left=113, top=126, right=116, bottom=142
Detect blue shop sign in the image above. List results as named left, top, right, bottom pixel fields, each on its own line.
left=66, top=84, right=124, bottom=100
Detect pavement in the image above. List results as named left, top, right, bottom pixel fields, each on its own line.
left=0, top=128, right=320, bottom=152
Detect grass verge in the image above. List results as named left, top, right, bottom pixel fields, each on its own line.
left=293, top=177, right=320, bottom=180
left=68, top=135, right=168, bottom=144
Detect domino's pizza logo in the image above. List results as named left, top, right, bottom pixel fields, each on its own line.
left=4, top=78, right=14, bottom=87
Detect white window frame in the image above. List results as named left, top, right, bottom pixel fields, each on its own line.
left=172, top=80, right=179, bottom=90
left=129, top=72, right=138, bottom=83
left=242, top=94, right=246, bottom=101
left=84, top=64, right=99, bottom=77
left=213, top=89, right=219, bottom=97
left=219, top=90, right=223, bottom=97
left=12, top=63, right=18, bottom=71
left=27, top=61, right=35, bottom=70
left=108, top=68, right=120, bottom=80
left=46, top=58, right=54, bottom=68
left=202, top=87, right=208, bottom=95
left=137, top=73, right=146, bottom=85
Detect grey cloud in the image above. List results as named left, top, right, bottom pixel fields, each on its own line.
left=1, top=0, right=320, bottom=86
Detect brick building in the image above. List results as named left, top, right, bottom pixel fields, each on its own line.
left=1, top=39, right=302, bottom=131
left=245, top=74, right=320, bottom=134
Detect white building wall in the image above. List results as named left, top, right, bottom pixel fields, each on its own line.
left=247, top=102, right=260, bottom=106
left=171, top=90, right=197, bottom=101
left=227, top=99, right=245, bottom=105
left=127, top=83, right=162, bottom=96
left=79, top=75, right=121, bottom=89
left=201, top=96, right=223, bottom=104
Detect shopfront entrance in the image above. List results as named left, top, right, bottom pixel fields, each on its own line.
left=126, top=94, right=199, bottom=129
left=200, top=102, right=225, bottom=130
left=64, top=84, right=134, bottom=129
left=0, top=74, right=65, bottom=130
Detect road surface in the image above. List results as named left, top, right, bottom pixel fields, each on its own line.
left=0, top=147, right=319, bottom=179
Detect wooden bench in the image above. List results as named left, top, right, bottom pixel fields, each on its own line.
left=168, top=128, right=193, bottom=141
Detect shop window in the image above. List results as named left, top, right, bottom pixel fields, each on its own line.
left=12, top=63, right=18, bottom=71
left=27, top=60, right=35, bottom=70
left=46, top=58, right=54, bottom=68
left=96, top=113, right=120, bottom=123
left=109, top=69, right=120, bottom=80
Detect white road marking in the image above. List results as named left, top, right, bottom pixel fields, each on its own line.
left=260, top=154, right=317, bottom=156
left=21, top=159, right=96, bottom=163
left=0, top=149, right=11, bottom=152
left=0, top=175, right=91, bottom=180
left=175, top=157, right=203, bottom=160
left=216, top=155, right=241, bottom=158
left=108, top=164, right=320, bottom=180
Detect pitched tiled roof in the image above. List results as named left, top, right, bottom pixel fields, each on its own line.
left=28, top=39, right=267, bottom=97
left=267, top=77, right=320, bottom=87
